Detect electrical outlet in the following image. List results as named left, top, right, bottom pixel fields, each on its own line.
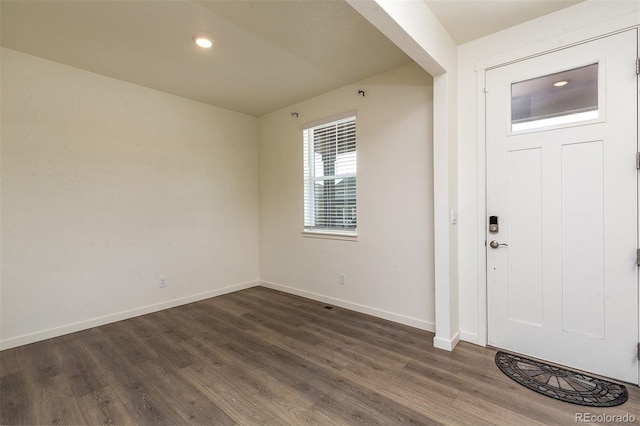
left=339, top=273, right=347, bottom=285
left=159, top=277, right=167, bottom=288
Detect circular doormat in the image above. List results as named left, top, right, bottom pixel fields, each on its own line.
left=495, top=351, right=628, bottom=407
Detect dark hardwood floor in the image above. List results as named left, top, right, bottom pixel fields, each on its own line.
left=1, top=286, right=638, bottom=425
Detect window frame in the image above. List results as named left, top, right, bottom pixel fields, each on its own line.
left=302, top=113, right=358, bottom=240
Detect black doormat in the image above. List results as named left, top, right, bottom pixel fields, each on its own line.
left=495, top=351, right=628, bottom=407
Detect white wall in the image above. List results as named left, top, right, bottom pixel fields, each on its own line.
left=0, top=48, right=259, bottom=349
left=456, top=1, right=640, bottom=344
left=258, top=62, right=435, bottom=330
left=349, top=0, right=459, bottom=348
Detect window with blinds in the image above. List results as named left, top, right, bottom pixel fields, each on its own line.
left=303, top=115, right=357, bottom=234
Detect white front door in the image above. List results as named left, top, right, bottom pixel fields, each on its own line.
left=486, top=29, right=639, bottom=385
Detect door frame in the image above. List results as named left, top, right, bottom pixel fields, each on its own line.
left=475, top=23, right=640, bottom=365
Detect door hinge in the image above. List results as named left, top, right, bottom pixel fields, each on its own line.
left=637, top=342, right=640, bottom=361
left=637, top=58, right=640, bottom=75
left=637, top=249, right=640, bottom=266
left=636, top=152, right=640, bottom=169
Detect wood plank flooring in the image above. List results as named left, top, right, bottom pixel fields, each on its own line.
left=1, top=286, right=638, bottom=425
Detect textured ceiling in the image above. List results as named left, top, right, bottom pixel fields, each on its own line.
left=425, top=0, right=584, bottom=45
left=1, top=0, right=588, bottom=116
left=0, top=0, right=412, bottom=116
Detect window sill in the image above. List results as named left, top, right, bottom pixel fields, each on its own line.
left=302, top=230, right=358, bottom=242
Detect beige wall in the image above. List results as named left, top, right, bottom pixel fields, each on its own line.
left=349, top=0, right=459, bottom=348
left=0, top=48, right=259, bottom=348
left=258, top=62, right=435, bottom=330
left=1, top=51, right=434, bottom=348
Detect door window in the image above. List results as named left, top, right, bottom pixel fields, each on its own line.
left=511, top=63, right=598, bottom=132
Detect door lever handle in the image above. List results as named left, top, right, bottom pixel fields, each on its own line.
left=489, top=240, right=508, bottom=249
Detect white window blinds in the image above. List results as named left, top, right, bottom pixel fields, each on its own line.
left=303, top=115, right=357, bottom=233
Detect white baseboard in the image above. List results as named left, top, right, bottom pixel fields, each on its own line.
left=259, top=280, right=435, bottom=332
left=0, top=280, right=259, bottom=351
left=433, top=331, right=460, bottom=352
left=459, top=330, right=480, bottom=345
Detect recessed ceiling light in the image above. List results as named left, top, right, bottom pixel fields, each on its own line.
left=193, top=36, right=213, bottom=49
left=553, top=80, right=569, bottom=87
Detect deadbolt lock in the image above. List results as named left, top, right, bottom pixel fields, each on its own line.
left=489, top=216, right=499, bottom=233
